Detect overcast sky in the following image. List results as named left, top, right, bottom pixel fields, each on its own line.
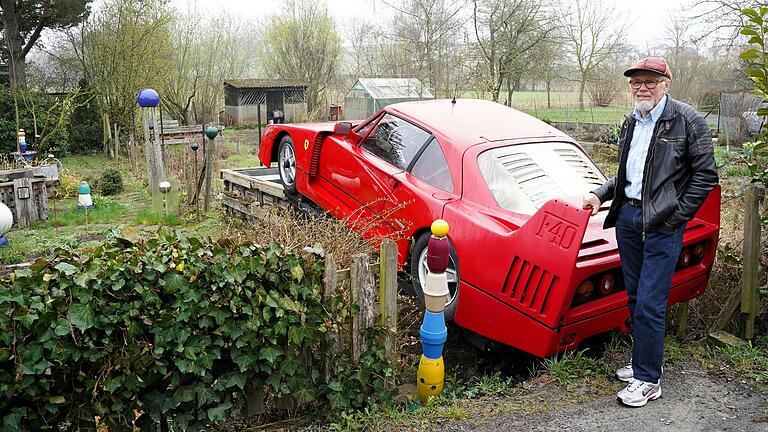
left=167, top=0, right=693, bottom=49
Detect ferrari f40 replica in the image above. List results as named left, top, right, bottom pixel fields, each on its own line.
left=258, top=99, right=720, bottom=357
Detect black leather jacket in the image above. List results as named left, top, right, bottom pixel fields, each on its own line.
left=592, top=96, right=719, bottom=232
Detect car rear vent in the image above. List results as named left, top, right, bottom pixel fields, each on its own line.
left=497, top=152, right=561, bottom=208
left=501, top=255, right=560, bottom=316
left=309, top=132, right=330, bottom=177
left=580, top=239, right=609, bottom=250
left=554, top=148, right=603, bottom=187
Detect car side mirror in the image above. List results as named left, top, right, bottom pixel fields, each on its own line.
left=333, top=121, right=352, bottom=135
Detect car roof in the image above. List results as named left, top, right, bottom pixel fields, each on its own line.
left=386, top=99, right=571, bottom=147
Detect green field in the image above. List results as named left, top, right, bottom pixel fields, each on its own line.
left=457, top=90, right=632, bottom=124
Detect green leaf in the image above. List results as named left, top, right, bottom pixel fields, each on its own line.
left=48, top=396, right=66, bottom=405
left=206, top=401, right=233, bottom=421
left=53, top=319, right=71, bottom=336
left=13, top=313, right=39, bottom=327
left=740, top=48, right=759, bottom=59
left=290, top=265, right=304, bottom=282
left=69, top=303, right=95, bottom=332
left=260, top=346, right=283, bottom=364
left=54, top=262, right=78, bottom=276
left=104, top=376, right=124, bottom=393
left=163, top=272, right=188, bottom=294
left=327, top=380, right=343, bottom=392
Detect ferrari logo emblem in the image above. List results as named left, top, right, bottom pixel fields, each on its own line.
left=304, top=139, right=309, bottom=150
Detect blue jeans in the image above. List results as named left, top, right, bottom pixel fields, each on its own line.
left=616, top=204, right=684, bottom=382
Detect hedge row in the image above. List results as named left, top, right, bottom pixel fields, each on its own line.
left=0, top=229, right=392, bottom=431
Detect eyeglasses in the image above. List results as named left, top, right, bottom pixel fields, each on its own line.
left=629, top=80, right=664, bottom=90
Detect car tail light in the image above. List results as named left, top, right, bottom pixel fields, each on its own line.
left=677, top=249, right=692, bottom=268
left=572, top=269, right=624, bottom=307
left=693, top=243, right=705, bottom=260
left=575, top=280, right=594, bottom=302
left=598, top=273, right=615, bottom=295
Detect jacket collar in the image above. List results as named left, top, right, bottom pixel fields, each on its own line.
left=658, top=95, right=677, bottom=121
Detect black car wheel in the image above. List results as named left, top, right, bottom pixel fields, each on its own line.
left=277, top=135, right=298, bottom=195
left=410, top=232, right=460, bottom=321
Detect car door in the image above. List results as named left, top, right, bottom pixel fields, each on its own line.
left=317, top=112, right=432, bottom=235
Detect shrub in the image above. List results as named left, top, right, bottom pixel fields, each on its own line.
left=98, top=168, right=124, bottom=196
left=0, top=87, right=71, bottom=156
left=0, top=229, right=392, bottom=431
left=68, top=79, right=103, bottom=154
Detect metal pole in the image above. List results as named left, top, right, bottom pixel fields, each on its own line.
left=194, top=151, right=199, bottom=220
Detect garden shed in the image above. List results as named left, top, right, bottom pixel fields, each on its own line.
left=343, top=78, right=433, bottom=120
left=223, top=79, right=308, bottom=126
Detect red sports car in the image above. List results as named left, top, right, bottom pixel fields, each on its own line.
left=258, top=99, right=720, bottom=357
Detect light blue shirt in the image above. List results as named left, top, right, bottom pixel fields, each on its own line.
left=624, top=95, right=667, bottom=200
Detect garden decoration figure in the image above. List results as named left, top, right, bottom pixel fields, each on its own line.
left=0, top=202, right=13, bottom=247
left=416, top=219, right=450, bottom=403
left=159, top=181, right=171, bottom=217
left=582, top=56, right=719, bottom=408
left=137, top=88, right=166, bottom=196
left=77, top=181, right=94, bottom=211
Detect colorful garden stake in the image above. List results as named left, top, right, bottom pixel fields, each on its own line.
left=77, top=181, right=94, bottom=211
left=417, top=219, right=450, bottom=403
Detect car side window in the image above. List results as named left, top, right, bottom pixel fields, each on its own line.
left=409, top=138, right=454, bottom=192
left=360, top=113, right=430, bottom=170
left=354, top=113, right=382, bottom=141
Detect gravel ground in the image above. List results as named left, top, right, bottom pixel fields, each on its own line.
left=440, top=362, right=768, bottom=432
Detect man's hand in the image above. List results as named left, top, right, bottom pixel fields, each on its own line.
left=582, top=193, right=601, bottom=216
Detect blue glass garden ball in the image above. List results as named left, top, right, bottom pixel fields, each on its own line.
left=137, top=88, right=160, bottom=107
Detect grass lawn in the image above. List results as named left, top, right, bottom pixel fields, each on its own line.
left=521, top=106, right=630, bottom=124
left=0, top=143, right=246, bottom=264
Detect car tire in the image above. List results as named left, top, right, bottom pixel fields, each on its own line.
left=410, top=232, right=460, bottom=321
left=277, top=135, right=298, bottom=195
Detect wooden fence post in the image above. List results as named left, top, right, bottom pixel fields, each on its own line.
left=741, top=183, right=764, bottom=340
left=351, top=253, right=375, bottom=364
left=13, top=178, right=34, bottom=228
left=379, top=240, right=398, bottom=364
left=323, top=254, right=339, bottom=382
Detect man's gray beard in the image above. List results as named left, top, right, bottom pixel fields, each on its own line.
left=635, top=100, right=655, bottom=113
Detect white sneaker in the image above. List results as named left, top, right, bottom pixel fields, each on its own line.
left=617, top=379, right=662, bottom=407
left=616, top=361, right=634, bottom=382
left=615, top=360, right=662, bottom=382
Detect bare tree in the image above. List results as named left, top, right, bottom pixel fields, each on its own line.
left=260, top=0, right=341, bottom=118
left=383, top=0, right=465, bottom=96
left=562, top=0, right=626, bottom=109
left=471, top=0, right=556, bottom=102
left=687, top=0, right=767, bottom=44
left=162, top=9, right=253, bottom=125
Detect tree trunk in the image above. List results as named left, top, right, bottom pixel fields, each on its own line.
left=579, top=79, right=586, bottom=111
left=1, top=0, right=27, bottom=88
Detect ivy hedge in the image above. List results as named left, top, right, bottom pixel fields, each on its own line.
left=0, top=229, right=392, bottom=431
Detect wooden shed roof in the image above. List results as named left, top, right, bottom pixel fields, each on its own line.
left=224, top=79, right=308, bottom=89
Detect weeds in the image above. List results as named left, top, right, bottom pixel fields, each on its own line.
left=535, top=349, right=610, bottom=385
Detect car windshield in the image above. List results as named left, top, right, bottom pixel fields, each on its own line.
left=477, top=142, right=607, bottom=215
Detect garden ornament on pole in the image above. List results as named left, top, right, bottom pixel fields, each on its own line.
left=137, top=88, right=166, bottom=196
left=159, top=181, right=171, bottom=217
left=77, top=181, right=94, bottom=211
left=417, top=219, right=450, bottom=403
left=191, top=141, right=200, bottom=220
left=0, top=202, right=13, bottom=247
left=203, top=126, right=218, bottom=213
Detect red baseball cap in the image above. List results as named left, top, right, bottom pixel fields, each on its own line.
left=624, top=57, right=672, bottom=80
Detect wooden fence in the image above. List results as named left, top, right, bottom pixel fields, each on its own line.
left=709, top=183, right=765, bottom=345
left=0, top=168, right=50, bottom=228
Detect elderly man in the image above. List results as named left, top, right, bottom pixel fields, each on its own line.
left=582, top=57, right=718, bottom=407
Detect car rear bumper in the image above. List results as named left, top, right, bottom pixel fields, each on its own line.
left=455, top=273, right=710, bottom=357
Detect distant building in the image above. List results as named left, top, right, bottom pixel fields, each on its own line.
left=344, top=78, right=433, bottom=120
left=223, top=79, right=308, bottom=125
